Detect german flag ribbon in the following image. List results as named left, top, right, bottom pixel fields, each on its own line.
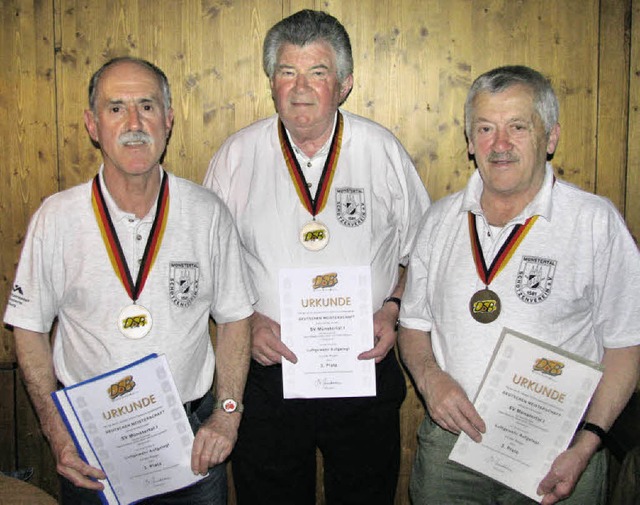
left=468, top=212, right=538, bottom=286
left=91, top=170, right=169, bottom=301
left=278, top=112, right=343, bottom=219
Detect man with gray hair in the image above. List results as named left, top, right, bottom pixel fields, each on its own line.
left=204, top=9, right=430, bottom=504
left=399, top=65, right=640, bottom=504
left=4, top=56, right=255, bottom=504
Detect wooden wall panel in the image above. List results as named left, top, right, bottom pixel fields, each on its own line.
left=597, top=0, right=631, bottom=211
left=627, top=0, right=640, bottom=243
left=0, top=0, right=58, bottom=363
left=1, top=0, right=638, bottom=503
left=0, top=365, right=16, bottom=472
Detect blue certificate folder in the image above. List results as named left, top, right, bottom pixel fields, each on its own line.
left=52, top=353, right=204, bottom=504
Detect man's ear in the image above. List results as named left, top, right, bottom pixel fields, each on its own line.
left=547, top=123, right=560, bottom=155
left=340, top=74, right=354, bottom=102
left=84, top=109, right=99, bottom=142
left=165, top=107, right=175, bottom=135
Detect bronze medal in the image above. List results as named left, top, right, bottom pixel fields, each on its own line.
left=469, top=288, right=501, bottom=324
left=468, top=213, right=538, bottom=324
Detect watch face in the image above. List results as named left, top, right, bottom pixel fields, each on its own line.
left=222, top=399, right=238, bottom=413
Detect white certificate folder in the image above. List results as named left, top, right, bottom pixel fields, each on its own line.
left=52, top=354, right=203, bottom=504
left=449, top=328, right=603, bottom=502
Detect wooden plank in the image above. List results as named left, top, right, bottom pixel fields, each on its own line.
left=627, top=0, right=640, bottom=243
left=0, top=0, right=58, bottom=364
left=0, top=0, right=57, bottom=493
left=596, top=0, right=631, bottom=213
left=0, top=365, right=16, bottom=472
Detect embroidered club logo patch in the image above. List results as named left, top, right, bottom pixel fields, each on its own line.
left=336, top=187, right=366, bottom=227
left=169, top=262, right=199, bottom=308
left=515, top=256, right=556, bottom=304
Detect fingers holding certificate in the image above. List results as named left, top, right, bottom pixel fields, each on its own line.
left=52, top=354, right=205, bottom=505
left=448, top=329, right=603, bottom=503
left=279, top=266, right=376, bottom=399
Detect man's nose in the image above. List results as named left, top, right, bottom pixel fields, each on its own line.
left=492, top=128, right=512, bottom=151
left=294, top=73, right=309, bottom=91
left=126, top=105, right=142, bottom=130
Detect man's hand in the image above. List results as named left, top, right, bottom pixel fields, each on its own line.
left=358, top=301, right=398, bottom=362
left=51, top=428, right=106, bottom=489
left=14, top=327, right=105, bottom=489
left=250, top=311, right=297, bottom=365
left=190, top=410, right=240, bottom=475
left=423, top=367, right=486, bottom=442
left=536, top=431, right=597, bottom=504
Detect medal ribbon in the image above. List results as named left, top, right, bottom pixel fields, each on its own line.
left=278, top=112, right=344, bottom=218
left=468, top=212, right=538, bottom=286
left=91, top=170, right=170, bottom=301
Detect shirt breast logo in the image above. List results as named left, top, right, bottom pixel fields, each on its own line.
left=335, top=187, right=366, bottom=227
left=169, top=262, right=200, bottom=308
left=514, top=256, right=557, bottom=304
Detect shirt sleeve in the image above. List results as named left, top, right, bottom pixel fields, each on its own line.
left=592, top=204, right=640, bottom=349
left=208, top=202, right=256, bottom=323
left=399, top=211, right=435, bottom=332
left=3, top=204, right=59, bottom=333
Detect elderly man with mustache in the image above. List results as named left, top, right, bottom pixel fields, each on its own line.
left=399, top=65, right=640, bottom=505
left=4, top=56, right=255, bottom=505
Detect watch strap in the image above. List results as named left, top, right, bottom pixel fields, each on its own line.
left=383, top=296, right=401, bottom=311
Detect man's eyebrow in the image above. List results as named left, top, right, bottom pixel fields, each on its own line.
left=106, top=97, right=157, bottom=105
left=276, top=63, right=330, bottom=71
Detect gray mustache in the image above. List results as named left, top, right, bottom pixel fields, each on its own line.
left=487, top=152, right=518, bottom=163
left=118, top=131, right=152, bottom=145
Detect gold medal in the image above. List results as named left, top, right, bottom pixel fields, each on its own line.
left=300, top=220, right=329, bottom=251
left=118, top=304, right=152, bottom=339
left=469, top=288, right=501, bottom=324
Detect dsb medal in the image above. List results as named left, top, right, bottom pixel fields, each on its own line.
left=300, top=221, right=329, bottom=251
left=118, top=304, right=152, bottom=339
left=469, top=288, right=501, bottom=324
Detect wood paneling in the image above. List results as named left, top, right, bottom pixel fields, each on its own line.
left=0, top=0, right=58, bottom=364
left=627, top=0, right=640, bottom=243
left=597, top=0, right=631, bottom=210
left=0, top=365, right=16, bottom=472
left=1, top=0, right=638, bottom=502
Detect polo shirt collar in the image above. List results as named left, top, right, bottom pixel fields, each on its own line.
left=97, top=165, right=160, bottom=224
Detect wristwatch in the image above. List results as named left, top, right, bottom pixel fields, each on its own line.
left=214, top=398, right=244, bottom=413
left=383, top=296, right=401, bottom=311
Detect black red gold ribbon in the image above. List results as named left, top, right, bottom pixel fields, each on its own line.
left=469, top=212, right=538, bottom=286
left=91, top=171, right=169, bottom=301
left=278, top=112, right=343, bottom=219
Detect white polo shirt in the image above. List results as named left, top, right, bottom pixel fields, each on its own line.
left=400, top=163, right=640, bottom=399
left=204, top=110, right=431, bottom=321
left=4, top=168, right=256, bottom=402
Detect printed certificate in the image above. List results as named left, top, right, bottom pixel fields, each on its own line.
left=52, top=354, right=203, bottom=504
left=279, top=266, right=376, bottom=399
left=449, top=328, right=603, bottom=502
